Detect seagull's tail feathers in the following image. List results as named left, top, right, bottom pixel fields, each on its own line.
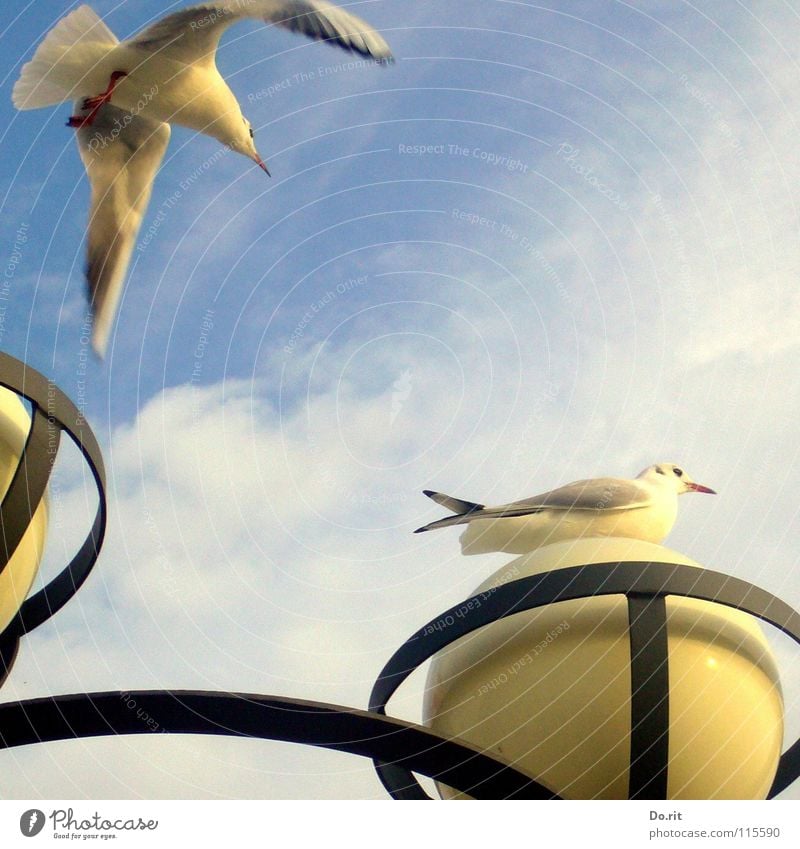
left=13, top=5, right=118, bottom=110
left=414, top=513, right=478, bottom=534
left=423, top=490, right=484, bottom=514
left=414, top=490, right=485, bottom=533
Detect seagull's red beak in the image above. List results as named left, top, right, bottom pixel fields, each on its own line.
left=254, top=152, right=270, bottom=176
left=687, top=482, right=716, bottom=494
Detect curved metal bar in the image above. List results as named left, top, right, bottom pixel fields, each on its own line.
left=771, top=738, right=800, bottom=798
left=0, top=408, right=57, bottom=574
left=370, top=562, right=800, bottom=799
left=0, top=690, right=554, bottom=800
left=0, top=634, right=20, bottom=690
left=0, top=352, right=107, bottom=641
left=371, top=562, right=800, bottom=711
left=373, top=760, right=434, bottom=800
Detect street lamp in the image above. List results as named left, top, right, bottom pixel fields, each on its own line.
left=370, top=543, right=800, bottom=799
left=1, top=350, right=799, bottom=800
left=0, top=385, right=48, bottom=636
left=423, top=538, right=783, bottom=799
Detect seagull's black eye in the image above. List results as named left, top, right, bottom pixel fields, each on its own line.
left=673, top=467, right=683, bottom=477
left=249, top=127, right=254, bottom=139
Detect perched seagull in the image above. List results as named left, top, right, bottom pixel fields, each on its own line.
left=12, top=2, right=393, bottom=356
left=415, top=463, right=715, bottom=555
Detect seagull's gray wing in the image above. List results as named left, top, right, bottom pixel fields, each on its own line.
left=76, top=102, right=170, bottom=357
left=414, top=477, right=651, bottom=533
left=486, top=477, right=653, bottom=518
left=129, top=0, right=393, bottom=66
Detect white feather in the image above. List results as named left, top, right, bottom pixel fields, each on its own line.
left=13, top=5, right=118, bottom=109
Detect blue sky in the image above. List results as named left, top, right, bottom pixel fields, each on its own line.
left=1, top=0, right=800, bottom=800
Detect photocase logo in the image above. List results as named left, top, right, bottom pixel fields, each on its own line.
left=15, top=807, right=159, bottom=837
left=19, top=809, right=45, bottom=837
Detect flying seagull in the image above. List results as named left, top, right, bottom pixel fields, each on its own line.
left=13, top=2, right=393, bottom=356
left=415, top=463, right=716, bottom=555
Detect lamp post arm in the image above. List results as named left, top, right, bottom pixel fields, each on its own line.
left=0, top=689, right=555, bottom=800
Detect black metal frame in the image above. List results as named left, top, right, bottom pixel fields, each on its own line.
left=0, top=351, right=107, bottom=685
left=369, top=562, right=800, bottom=799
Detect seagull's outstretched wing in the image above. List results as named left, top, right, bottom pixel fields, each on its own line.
left=76, top=103, right=170, bottom=357
left=129, top=0, right=393, bottom=65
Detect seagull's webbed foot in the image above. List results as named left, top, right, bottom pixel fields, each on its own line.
left=67, top=71, right=128, bottom=129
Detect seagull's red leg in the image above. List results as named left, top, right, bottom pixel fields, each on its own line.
left=82, top=71, right=128, bottom=111
left=67, top=71, right=128, bottom=128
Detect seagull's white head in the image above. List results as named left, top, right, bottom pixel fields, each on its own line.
left=223, top=115, right=269, bottom=175
left=637, top=462, right=716, bottom=495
